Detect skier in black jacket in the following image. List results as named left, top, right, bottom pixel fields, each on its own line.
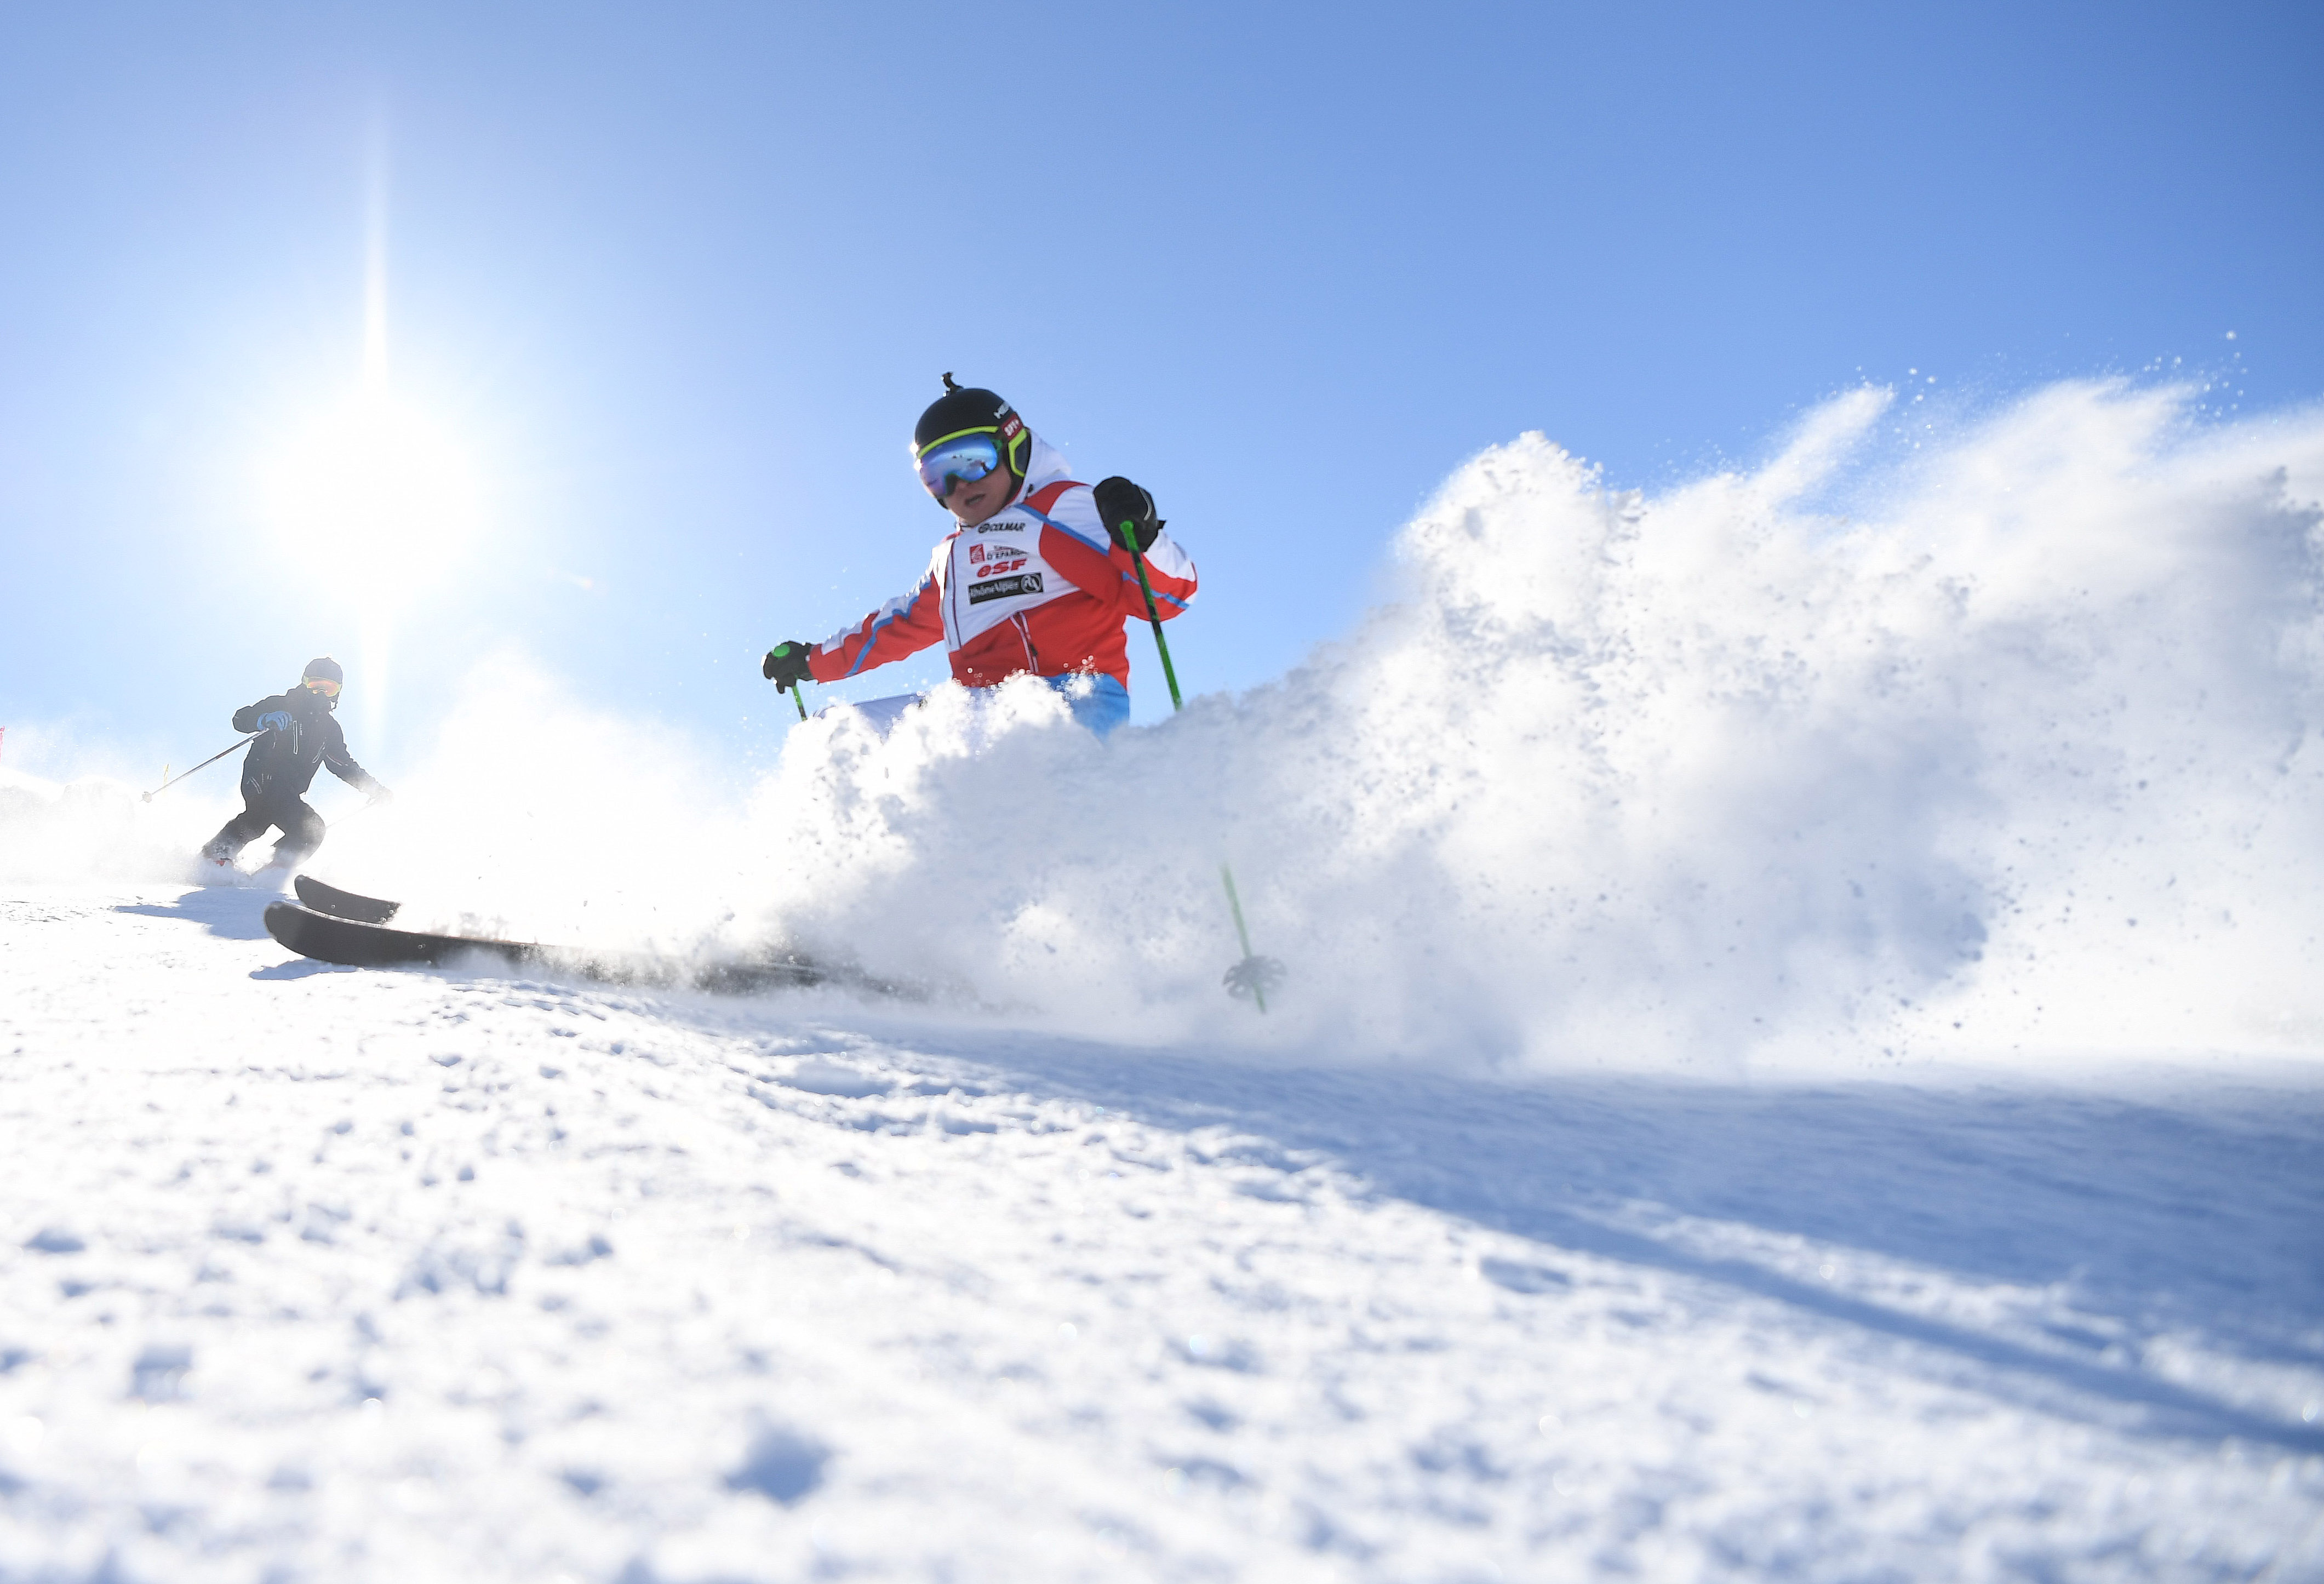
left=199, top=656, right=391, bottom=878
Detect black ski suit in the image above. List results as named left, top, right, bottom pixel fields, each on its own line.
left=202, top=686, right=382, bottom=867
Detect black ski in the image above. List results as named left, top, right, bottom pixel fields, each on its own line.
left=294, top=874, right=402, bottom=924
left=262, top=901, right=828, bottom=994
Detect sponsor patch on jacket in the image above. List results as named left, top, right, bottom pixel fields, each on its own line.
left=968, top=572, right=1044, bottom=604
left=967, top=544, right=1029, bottom=575
left=975, top=519, right=1024, bottom=533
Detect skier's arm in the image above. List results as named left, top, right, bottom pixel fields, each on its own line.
left=1034, top=485, right=1144, bottom=604
left=232, top=696, right=287, bottom=733
left=1093, top=476, right=1197, bottom=620
left=1112, top=528, right=1197, bottom=622
left=321, top=724, right=384, bottom=796
left=1033, top=483, right=1198, bottom=621
left=325, top=754, right=383, bottom=796
left=808, top=559, right=947, bottom=683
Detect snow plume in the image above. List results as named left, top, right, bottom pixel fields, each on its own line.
left=10, top=379, right=2316, bottom=1073
left=310, top=655, right=754, bottom=954
left=757, top=380, right=2324, bottom=1070
left=0, top=728, right=239, bottom=884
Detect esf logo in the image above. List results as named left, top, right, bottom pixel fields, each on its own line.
left=968, top=572, right=1044, bottom=605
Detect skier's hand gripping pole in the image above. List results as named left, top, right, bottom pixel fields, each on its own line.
left=1096, top=477, right=1185, bottom=713
left=763, top=642, right=814, bottom=721
left=1096, top=477, right=1283, bottom=1012
left=141, top=733, right=262, bottom=803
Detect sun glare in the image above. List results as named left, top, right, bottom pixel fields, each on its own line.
left=258, top=385, right=485, bottom=611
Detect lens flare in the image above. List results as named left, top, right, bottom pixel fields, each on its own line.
left=257, top=385, right=485, bottom=612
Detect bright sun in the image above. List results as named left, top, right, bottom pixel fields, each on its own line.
left=258, top=385, right=485, bottom=611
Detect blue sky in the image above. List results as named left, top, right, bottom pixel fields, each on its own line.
left=2, top=1, right=2317, bottom=782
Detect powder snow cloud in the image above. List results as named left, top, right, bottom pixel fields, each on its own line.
left=9, top=379, right=2320, bottom=1074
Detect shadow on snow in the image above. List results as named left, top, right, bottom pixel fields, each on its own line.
left=116, top=887, right=282, bottom=941
left=885, top=1030, right=2324, bottom=1457
left=189, top=900, right=2324, bottom=1459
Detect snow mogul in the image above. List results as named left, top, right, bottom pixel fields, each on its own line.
left=759, top=377, right=1198, bottom=737
left=199, top=657, right=391, bottom=880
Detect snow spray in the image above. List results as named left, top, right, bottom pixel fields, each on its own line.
left=1112, top=501, right=1279, bottom=1013
left=733, top=378, right=2324, bottom=1070
left=11, top=378, right=2317, bottom=1076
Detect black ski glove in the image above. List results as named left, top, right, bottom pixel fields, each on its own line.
left=1094, top=476, right=1163, bottom=554
left=762, top=641, right=814, bottom=692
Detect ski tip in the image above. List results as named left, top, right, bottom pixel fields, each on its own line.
left=293, top=874, right=402, bottom=924
left=261, top=900, right=311, bottom=954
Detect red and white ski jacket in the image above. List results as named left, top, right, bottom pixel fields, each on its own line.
left=806, top=435, right=1198, bottom=692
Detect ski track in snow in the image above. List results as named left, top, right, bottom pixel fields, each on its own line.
left=3, top=885, right=2320, bottom=1582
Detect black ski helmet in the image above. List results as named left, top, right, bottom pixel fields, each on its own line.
left=913, top=374, right=1029, bottom=482
left=303, top=656, right=344, bottom=685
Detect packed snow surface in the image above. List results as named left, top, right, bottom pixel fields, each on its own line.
left=4, top=379, right=2323, bottom=1578
left=2, top=888, right=2320, bottom=1581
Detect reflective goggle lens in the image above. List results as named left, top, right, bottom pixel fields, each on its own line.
left=915, top=432, right=1003, bottom=498
left=305, top=677, right=341, bottom=696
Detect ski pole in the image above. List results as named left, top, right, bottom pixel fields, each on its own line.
left=791, top=685, right=808, bottom=722
left=142, top=734, right=262, bottom=802
left=1216, top=864, right=1273, bottom=1014
left=1113, top=518, right=1278, bottom=1011
left=1122, top=539, right=1185, bottom=712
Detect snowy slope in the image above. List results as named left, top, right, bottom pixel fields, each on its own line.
left=6, top=379, right=2324, bottom=1580
left=2, top=885, right=2320, bottom=1582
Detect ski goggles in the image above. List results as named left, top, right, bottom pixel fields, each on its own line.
left=304, top=677, right=341, bottom=697
left=914, top=431, right=1004, bottom=499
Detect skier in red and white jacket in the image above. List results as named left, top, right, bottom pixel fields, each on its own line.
left=762, top=378, right=1197, bottom=736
